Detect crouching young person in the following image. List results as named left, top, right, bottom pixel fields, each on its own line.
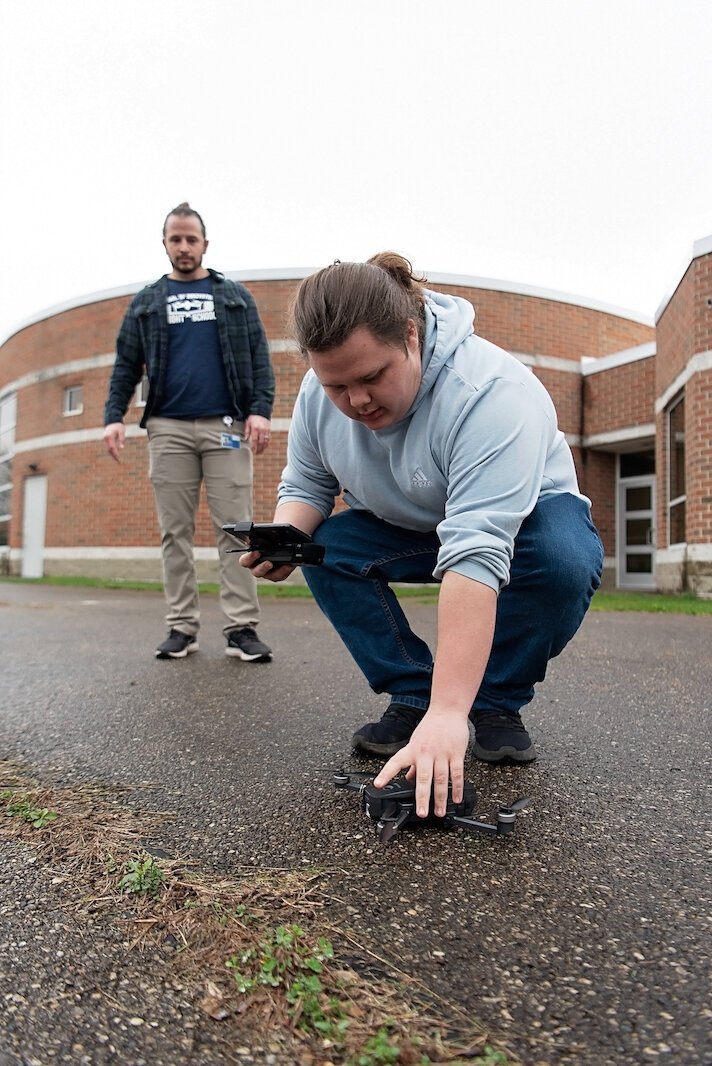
left=241, top=253, right=603, bottom=819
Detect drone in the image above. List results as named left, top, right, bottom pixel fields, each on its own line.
left=334, top=771, right=530, bottom=844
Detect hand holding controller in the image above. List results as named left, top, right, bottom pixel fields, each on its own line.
left=222, top=522, right=325, bottom=567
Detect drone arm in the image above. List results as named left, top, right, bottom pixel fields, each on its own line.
left=451, top=808, right=518, bottom=836
left=333, top=772, right=370, bottom=794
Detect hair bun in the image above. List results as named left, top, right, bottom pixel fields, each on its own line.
left=367, top=252, right=426, bottom=293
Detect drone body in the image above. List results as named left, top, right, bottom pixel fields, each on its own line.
left=334, top=772, right=529, bottom=844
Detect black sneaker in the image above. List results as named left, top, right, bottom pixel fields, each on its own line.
left=155, top=629, right=199, bottom=659
left=352, top=703, right=424, bottom=756
left=471, top=711, right=536, bottom=763
left=225, top=627, right=272, bottom=662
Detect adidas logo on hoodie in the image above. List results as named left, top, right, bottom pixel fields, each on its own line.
left=411, top=467, right=432, bottom=488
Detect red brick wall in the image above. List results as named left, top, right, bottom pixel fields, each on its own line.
left=583, top=357, right=655, bottom=438
left=581, top=451, right=617, bottom=555
left=532, top=366, right=581, bottom=436
left=693, top=253, right=712, bottom=357
left=686, top=368, right=712, bottom=542
left=1, top=277, right=656, bottom=555
left=432, top=284, right=653, bottom=360
left=0, top=298, right=132, bottom=387
left=656, top=267, right=696, bottom=398
left=655, top=250, right=712, bottom=549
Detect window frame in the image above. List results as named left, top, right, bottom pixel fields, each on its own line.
left=666, top=392, right=686, bottom=547
left=63, top=384, right=84, bottom=417
left=0, top=392, right=17, bottom=458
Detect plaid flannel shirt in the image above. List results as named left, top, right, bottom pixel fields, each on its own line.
left=104, top=268, right=275, bottom=427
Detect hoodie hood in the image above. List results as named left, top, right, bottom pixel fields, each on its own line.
left=413, top=289, right=477, bottom=409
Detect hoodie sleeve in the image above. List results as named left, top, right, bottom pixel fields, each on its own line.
left=434, top=374, right=563, bottom=591
left=277, top=377, right=341, bottom=519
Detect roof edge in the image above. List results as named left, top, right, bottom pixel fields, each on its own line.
left=655, top=234, right=712, bottom=323
left=0, top=266, right=654, bottom=347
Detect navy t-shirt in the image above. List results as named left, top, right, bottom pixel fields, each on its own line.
left=157, top=277, right=232, bottom=419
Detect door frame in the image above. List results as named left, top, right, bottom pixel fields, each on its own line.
left=21, top=474, right=48, bottom=579
left=616, top=470, right=656, bottom=590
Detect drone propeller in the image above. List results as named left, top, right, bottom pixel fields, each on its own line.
left=500, top=796, right=531, bottom=814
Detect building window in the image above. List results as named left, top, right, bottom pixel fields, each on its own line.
left=0, top=392, right=17, bottom=457
left=0, top=395, right=15, bottom=552
left=667, top=394, right=686, bottom=545
left=620, top=451, right=655, bottom=478
left=63, top=385, right=84, bottom=416
left=0, top=457, right=11, bottom=549
left=134, top=374, right=149, bottom=407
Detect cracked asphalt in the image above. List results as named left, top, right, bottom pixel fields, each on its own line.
left=0, top=581, right=710, bottom=1065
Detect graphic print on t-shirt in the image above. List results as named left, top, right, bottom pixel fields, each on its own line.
left=167, top=291, right=216, bottom=324
left=158, top=277, right=230, bottom=419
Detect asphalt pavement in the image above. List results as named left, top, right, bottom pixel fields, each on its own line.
left=0, top=581, right=710, bottom=1065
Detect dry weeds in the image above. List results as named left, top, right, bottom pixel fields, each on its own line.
left=0, top=760, right=515, bottom=1065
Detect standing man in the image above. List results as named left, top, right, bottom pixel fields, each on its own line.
left=103, top=202, right=275, bottom=662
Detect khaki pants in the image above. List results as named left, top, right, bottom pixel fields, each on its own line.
left=146, top=416, right=259, bottom=637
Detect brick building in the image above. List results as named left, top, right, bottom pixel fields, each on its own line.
left=1, top=238, right=710, bottom=597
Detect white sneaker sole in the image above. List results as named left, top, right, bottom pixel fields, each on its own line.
left=224, top=647, right=272, bottom=662
left=155, top=641, right=199, bottom=659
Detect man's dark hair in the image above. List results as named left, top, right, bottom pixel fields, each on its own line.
left=163, top=201, right=207, bottom=237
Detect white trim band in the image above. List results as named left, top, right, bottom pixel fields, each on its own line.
left=655, top=351, right=712, bottom=413
left=13, top=419, right=292, bottom=455
left=652, top=546, right=712, bottom=566
left=583, top=424, right=656, bottom=449
left=8, top=546, right=219, bottom=561
left=0, top=353, right=116, bottom=400
left=514, top=352, right=582, bottom=374
left=581, top=342, right=656, bottom=376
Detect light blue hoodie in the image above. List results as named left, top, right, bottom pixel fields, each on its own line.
left=278, top=289, right=586, bottom=592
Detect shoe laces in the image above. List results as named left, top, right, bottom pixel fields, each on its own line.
left=382, top=704, right=422, bottom=727
left=474, top=712, right=526, bottom=732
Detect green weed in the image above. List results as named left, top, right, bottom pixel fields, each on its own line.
left=117, top=856, right=166, bottom=897
left=1, top=790, right=57, bottom=828
left=227, top=923, right=348, bottom=1040
left=471, top=1048, right=511, bottom=1065
left=350, top=1025, right=402, bottom=1064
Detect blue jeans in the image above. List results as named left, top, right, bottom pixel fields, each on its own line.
left=303, top=494, right=604, bottom=716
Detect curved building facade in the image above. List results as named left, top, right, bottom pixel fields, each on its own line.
left=1, top=246, right=710, bottom=596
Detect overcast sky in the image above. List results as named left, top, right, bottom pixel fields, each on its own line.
left=2, top=0, right=711, bottom=344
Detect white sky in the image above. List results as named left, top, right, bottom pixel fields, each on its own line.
left=2, top=0, right=711, bottom=343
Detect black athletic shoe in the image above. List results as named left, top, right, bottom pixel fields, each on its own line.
left=471, top=711, right=536, bottom=763
left=352, top=703, right=424, bottom=756
left=225, top=627, right=272, bottom=662
left=155, top=629, right=199, bottom=659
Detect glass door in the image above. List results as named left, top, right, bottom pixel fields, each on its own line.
left=617, top=474, right=656, bottom=589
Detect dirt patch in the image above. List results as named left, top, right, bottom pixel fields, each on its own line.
left=0, top=760, right=517, bottom=1065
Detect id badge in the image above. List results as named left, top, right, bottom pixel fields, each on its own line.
left=220, top=432, right=241, bottom=450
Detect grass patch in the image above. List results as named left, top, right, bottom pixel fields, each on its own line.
left=0, top=761, right=517, bottom=1065
left=589, top=590, right=712, bottom=615
left=3, top=573, right=711, bottom=614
